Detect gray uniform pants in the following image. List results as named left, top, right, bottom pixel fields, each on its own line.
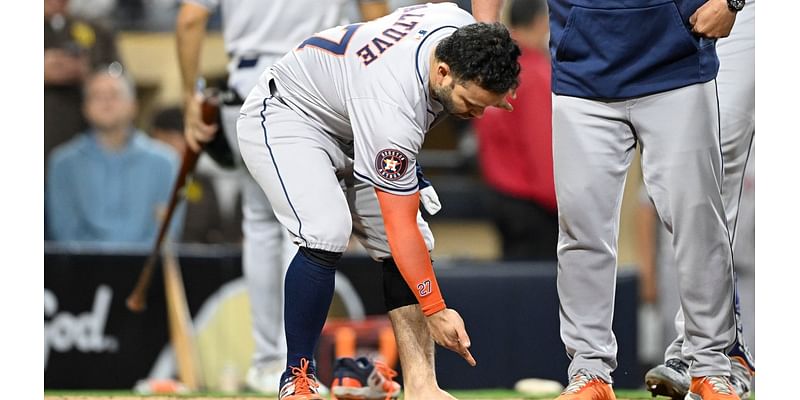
left=237, top=73, right=434, bottom=262
left=664, top=0, right=756, bottom=374
left=554, top=81, right=736, bottom=382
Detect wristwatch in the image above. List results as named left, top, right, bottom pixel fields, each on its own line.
left=727, top=0, right=745, bottom=12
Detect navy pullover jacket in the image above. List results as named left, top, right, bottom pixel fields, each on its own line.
left=549, top=0, right=719, bottom=99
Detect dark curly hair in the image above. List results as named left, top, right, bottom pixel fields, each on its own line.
left=435, top=23, right=521, bottom=94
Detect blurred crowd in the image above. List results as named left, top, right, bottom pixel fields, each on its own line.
left=44, top=0, right=241, bottom=246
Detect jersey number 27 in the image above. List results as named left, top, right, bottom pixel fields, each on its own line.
left=297, top=24, right=362, bottom=56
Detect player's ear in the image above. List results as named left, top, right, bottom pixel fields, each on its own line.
left=436, top=62, right=452, bottom=86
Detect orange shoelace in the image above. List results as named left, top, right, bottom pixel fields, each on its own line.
left=374, top=360, right=399, bottom=400
left=290, top=358, right=319, bottom=395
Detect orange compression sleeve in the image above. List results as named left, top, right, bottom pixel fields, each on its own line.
left=375, top=188, right=446, bottom=316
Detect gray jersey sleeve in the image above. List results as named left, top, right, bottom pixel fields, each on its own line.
left=349, top=98, right=423, bottom=195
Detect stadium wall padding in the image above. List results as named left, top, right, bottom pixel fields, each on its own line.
left=44, top=246, right=639, bottom=390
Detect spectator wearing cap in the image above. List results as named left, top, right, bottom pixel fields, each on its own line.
left=45, top=0, right=121, bottom=166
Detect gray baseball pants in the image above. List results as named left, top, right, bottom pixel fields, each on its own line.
left=554, top=80, right=737, bottom=382
left=663, top=0, right=756, bottom=376
left=236, top=73, right=434, bottom=262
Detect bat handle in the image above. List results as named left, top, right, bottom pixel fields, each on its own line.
left=126, top=254, right=157, bottom=313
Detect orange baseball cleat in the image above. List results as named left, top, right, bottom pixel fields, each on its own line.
left=279, top=358, right=324, bottom=400
left=686, top=376, right=741, bottom=400
left=554, top=370, right=616, bottom=400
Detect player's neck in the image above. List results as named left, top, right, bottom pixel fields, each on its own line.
left=427, top=47, right=439, bottom=99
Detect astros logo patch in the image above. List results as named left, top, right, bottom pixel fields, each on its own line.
left=375, top=149, right=409, bottom=181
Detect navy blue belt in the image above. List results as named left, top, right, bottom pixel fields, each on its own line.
left=236, top=56, right=260, bottom=69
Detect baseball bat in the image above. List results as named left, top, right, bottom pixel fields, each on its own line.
left=126, top=92, right=220, bottom=313
left=162, top=247, right=204, bottom=390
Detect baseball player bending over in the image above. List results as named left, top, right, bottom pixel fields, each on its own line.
left=236, top=3, right=520, bottom=399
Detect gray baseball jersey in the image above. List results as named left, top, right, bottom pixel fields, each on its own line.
left=268, top=2, right=474, bottom=194
left=237, top=2, right=472, bottom=255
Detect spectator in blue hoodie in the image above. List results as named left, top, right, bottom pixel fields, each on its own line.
left=472, top=1, right=749, bottom=399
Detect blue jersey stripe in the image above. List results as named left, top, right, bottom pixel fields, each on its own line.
left=260, top=96, right=305, bottom=243
left=415, top=25, right=459, bottom=115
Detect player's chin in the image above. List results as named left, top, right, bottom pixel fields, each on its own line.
left=452, top=113, right=473, bottom=120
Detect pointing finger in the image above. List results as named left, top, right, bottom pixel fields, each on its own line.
left=456, top=335, right=476, bottom=366
left=454, top=321, right=475, bottom=366
left=461, top=346, right=476, bottom=367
